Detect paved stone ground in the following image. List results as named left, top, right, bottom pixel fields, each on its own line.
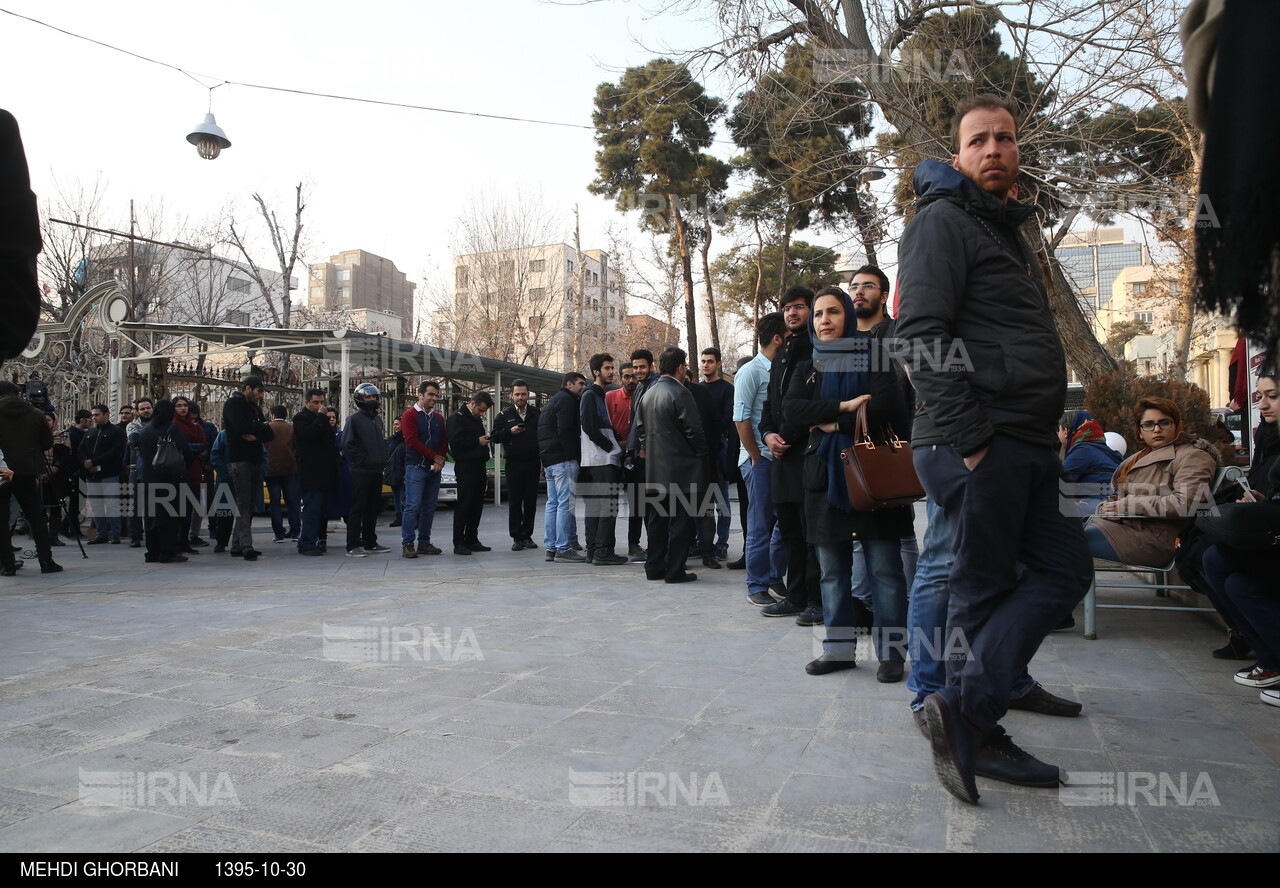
left=0, top=505, right=1277, bottom=853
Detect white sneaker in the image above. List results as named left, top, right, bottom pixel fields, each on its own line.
left=1234, top=666, right=1280, bottom=688
left=272, top=537, right=286, bottom=544
left=346, top=547, right=368, bottom=558
left=1261, top=690, right=1280, bottom=708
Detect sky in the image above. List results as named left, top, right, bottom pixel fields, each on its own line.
left=2, top=0, right=737, bottom=316
left=3, top=0, right=1167, bottom=355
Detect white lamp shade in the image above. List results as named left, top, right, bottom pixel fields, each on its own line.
left=187, top=112, right=231, bottom=159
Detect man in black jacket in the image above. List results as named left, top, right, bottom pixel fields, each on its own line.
left=0, top=110, right=41, bottom=367
left=685, top=376, right=723, bottom=571
left=539, top=373, right=586, bottom=562
left=79, top=404, right=127, bottom=544
left=448, top=391, right=494, bottom=555
left=0, top=382, right=61, bottom=575
left=489, top=379, right=541, bottom=550
left=343, top=382, right=391, bottom=557
left=293, top=389, right=339, bottom=556
left=758, top=286, right=823, bottom=621
left=221, top=376, right=274, bottom=561
left=580, top=354, right=626, bottom=566
left=897, top=95, right=1091, bottom=804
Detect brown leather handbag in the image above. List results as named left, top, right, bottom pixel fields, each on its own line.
left=839, top=403, right=924, bottom=510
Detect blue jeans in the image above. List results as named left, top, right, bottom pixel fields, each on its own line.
left=544, top=461, right=578, bottom=552
left=298, top=489, right=330, bottom=552
left=816, top=538, right=910, bottom=662
left=743, top=457, right=781, bottom=595
left=1083, top=524, right=1119, bottom=560
left=267, top=474, right=301, bottom=538
left=852, top=537, right=919, bottom=606
left=401, top=464, right=441, bottom=547
left=907, top=498, right=1038, bottom=709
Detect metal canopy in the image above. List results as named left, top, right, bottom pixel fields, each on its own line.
left=114, top=322, right=566, bottom=392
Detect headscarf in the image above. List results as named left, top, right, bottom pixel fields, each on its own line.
left=810, top=288, right=870, bottom=511
left=1067, top=410, right=1107, bottom=449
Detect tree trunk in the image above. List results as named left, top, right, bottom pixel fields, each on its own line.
left=791, top=0, right=1115, bottom=383
left=778, top=220, right=792, bottom=299
left=669, top=196, right=700, bottom=362
left=752, top=216, right=765, bottom=355
left=700, top=213, right=720, bottom=353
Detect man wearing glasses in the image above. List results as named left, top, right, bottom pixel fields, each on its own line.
left=757, top=286, right=824, bottom=625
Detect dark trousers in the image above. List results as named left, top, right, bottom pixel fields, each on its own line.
left=299, top=489, right=331, bottom=552
left=736, top=477, right=749, bottom=552
left=622, top=461, right=645, bottom=547
left=776, top=500, right=822, bottom=608
left=267, top=473, right=301, bottom=538
left=581, top=463, right=621, bottom=555
left=645, top=482, right=694, bottom=581
left=1203, top=543, right=1279, bottom=671
left=914, top=436, right=1091, bottom=735
left=142, top=483, right=185, bottom=561
left=0, top=475, right=52, bottom=567
left=346, top=472, right=382, bottom=551
left=453, top=461, right=487, bottom=545
left=506, top=459, right=540, bottom=541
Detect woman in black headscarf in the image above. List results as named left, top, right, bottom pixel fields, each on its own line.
left=135, top=399, right=193, bottom=563
left=782, top=286, right=914, bottom=681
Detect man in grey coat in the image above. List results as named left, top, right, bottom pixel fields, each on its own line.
left=636, top=346, right=706, bottom=584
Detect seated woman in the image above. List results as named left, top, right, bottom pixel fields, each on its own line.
left=1087, top=397, right=1219, bottom=566
left=1203, top=369, right=1279, bottom=661
left=1060, top=410, right=1123, bottom=518
left=781, top=286, right=913, bottom=681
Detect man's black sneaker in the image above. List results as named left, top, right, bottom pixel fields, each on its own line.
left=748, top=591, right=776, bottom=607
left=242, top=551, right=259, bottom=562
left=454, top=546, right=473, bottom=556
left=1007, top=683, right=1082, bottom=717
left=762, top=600, right=803, bottom=617
left=594, top=551, right=628, bottom=566
left=522, top=538, right=539, bottom=549
left=466, top=541, right=491, bottom=552
left=299, top=548, right=323, bottom=556
left=366, top=544, right=391, bottom=554
left=795, top=605, right=824, bottom=627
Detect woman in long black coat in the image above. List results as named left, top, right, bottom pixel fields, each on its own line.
left=782, top=287, right=914, bottom=679
left=135, top=399, right=194, bottom=563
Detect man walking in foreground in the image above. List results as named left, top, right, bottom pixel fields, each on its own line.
left=896, top=94, right=1091, bottom=804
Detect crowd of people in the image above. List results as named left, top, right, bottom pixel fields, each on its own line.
left=2, top=94, right=1277, bottom=809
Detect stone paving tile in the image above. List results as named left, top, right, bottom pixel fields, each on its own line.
left=46, top=697, right=213, bottom=741
left=223, top=716, right=394, bottom=770
left=587, top=683, right=722, bottom=720
left=1107, top=753, right=1280, bottom=822
left=345, top=733, right=513, bottom=788
left=347, top=792, right=583, bottom=853
left=0, top=510, right=1276, bottom=852
left=1137, top=807, right=1280, bottom=853
left=480, top=675, right=618, bottom=709
left=541, top=809, right=746, bottom=852
left=199, top=770, right=432, bottom=846
left=140, top=822, right=325, bottom=853
left=426, top=699, right=576, bottom=742
left=770, top=774, right=949, bottom=851
left=1092, top=715, right=1272, bottom=766
left=0, top=786, right=71, bottom=829
left=0, top=806, right=195, bottom=853
left=944, top=785, right=1152, bottom=852
left=700, top=688, right=833, bottom=730
left=452, top=746, right=651, bottom=804
left=526, top=711, right=686, bottom=758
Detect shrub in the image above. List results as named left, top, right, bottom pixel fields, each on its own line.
left=1082, top=361, right=1228, bottom=460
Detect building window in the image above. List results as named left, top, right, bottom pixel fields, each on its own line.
left=226, top=276, right=251, bottom=293
left=456, top=266, right=469, bottom=289
left=609, top=307, right=616, bottom=319
left=1133, top=311, right=1154, bottom=324
left=592, top=272, right=599, bottom=284
left=338, top=269, right=351, bottom=282
left=529, top=314, right=544, bottom=332
left=567, top=260, right=575, bottom=275
left=1131, top=281, right=1147, bottom=296
left=337, top=287, right=349, bottom=303
left=499, top=260, right=515, bottom=278
left=529, top=287, right=546, bottom=302
left=529, top=259, right=545, bottom=273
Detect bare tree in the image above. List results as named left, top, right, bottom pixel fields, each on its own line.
left=37, top=177, right=108, bottom=322
left=648, top=0, right=1197, bottom=382
left=226, top=184, right=306, bottom=332
left=448, top=187, right=572, bottom=369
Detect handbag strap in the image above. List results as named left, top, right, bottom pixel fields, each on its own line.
left=855, top=402, right=871, bottom=444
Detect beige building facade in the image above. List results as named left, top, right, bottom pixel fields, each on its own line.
left=309, top=250, right=415, bottom=339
